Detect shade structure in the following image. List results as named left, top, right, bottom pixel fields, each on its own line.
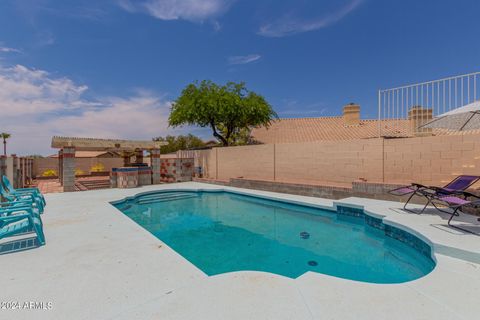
left=51, top=136, right=167, bottom=151
left=420, top=100, right=480, bottom=131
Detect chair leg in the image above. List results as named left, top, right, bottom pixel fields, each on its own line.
left=28, top=216, right=45, bottom=245
left=403, top=192, right=429, bottom=214
left=419, top=198, right=432, bottom=214
left=403, top=192, right=418, bottom=213
left=447, top=207, right=476, bottom=235
left=447, top=210, right=456, bottom=225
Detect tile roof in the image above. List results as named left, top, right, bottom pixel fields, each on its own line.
left=250, top=117, right=412, bottom=144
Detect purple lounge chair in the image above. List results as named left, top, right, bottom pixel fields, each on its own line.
left=389, top=175, right=480, bottom=214
left=430, top=193, right=480, bottom=234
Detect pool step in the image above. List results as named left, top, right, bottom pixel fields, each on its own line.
left=135, top=193, right=198, bottom=204
left=75, top=179, right=111, bottom=191
left=136, top=195, right=197, bottom=204
left=137, top=192, right=194, bottom=201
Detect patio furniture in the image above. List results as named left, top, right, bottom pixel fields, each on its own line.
left=0, top=186, right=44, bottom=213
left=389, top=175, right=480, bottom=213
left=429, top=192, right=480, bottom=234
left=0, top=208, right=45, bottom=245
left=0, top=201, right=42, bottom=217
left=2, top=175, right=45, bottom=206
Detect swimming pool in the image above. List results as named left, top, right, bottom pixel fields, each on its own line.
left=113, top=190, right=435, bottom=283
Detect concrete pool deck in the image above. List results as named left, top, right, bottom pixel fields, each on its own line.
left=1, top=182, right=479, bottom=320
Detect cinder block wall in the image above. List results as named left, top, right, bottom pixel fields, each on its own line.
left=384, top=133, right=478, bottom=185
left=196, top=132, right=480, bottom=187
left=217, top=144, right=275, bottom=181
left=275, top=139, right=383, bottom=185
left=195, top=149, right=217, bottom=179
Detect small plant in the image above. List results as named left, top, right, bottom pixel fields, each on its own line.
left=90, top=163, right=105, bottom=172
left=42, top=169, right=57, bottom=177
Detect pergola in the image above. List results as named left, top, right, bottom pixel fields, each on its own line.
left=51, top=136, right=167, bottom=191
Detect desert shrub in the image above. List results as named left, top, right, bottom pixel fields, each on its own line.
left=75, top=169, right=86, bottom=176
left=42, top=169, right=57, bottom=177
left=90, top=163, right=105, bottom=172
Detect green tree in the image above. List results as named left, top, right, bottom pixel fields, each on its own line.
left=153, top=134, right=206, bottom=154
left=169, top=81, right=277, bottom=146
left=0, top=132, right=11, bottom=156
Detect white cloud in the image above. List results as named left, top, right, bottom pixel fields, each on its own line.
left=0, top=64, right=190, bottom=155
left=0, top=47, right=22, bottom=54
left=119, top=0, right=234, bottom=22
left=228, top=54, right=261, bottom=65
left=0, top=65, right=88, bottom=116
left=258, top=0, right=363, bottom=38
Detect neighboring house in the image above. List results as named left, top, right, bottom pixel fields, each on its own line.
left=250, top=104, right=438, bottom=144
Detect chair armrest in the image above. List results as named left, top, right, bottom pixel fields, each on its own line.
left=462, top=191, right=480, bottom=200
left=428, top=186, right=455, bottom=193
left=11, top=189, right=41, bottom=196
left=15, top=187, right=39, bottom=191
left=411, top=183, right=429, bottom=189
left=12, top=191, right=36, bottom=196
left=13, top=194, right=35, bottom=201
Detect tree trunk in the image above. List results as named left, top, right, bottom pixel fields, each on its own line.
left=210, top=122, right=229, bottom=146
left=213, top=132, right=229, bottom=146
left=3, top=140, right=6, bottom=156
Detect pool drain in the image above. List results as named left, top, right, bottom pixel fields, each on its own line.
left=308, top=260, right=318, bottom=266
left=300, top=231, right=310, bottom=239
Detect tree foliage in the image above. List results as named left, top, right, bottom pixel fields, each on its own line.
left=169, top=81, right=277, bottom=146
left=153, top=134, right=206, bottom=154
left=1, top=132, right=11, bottom=156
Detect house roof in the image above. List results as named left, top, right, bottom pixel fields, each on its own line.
left=250, top=117, right=413, bottom=144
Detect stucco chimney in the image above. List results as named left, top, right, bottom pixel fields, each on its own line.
left=408, top=106, right=433, bottom=136
left=343, top=103, right=360, bottom=125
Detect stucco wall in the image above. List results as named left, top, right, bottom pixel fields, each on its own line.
left=195, top=133, right=480, bottom=186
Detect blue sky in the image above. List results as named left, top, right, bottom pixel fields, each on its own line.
left=0, top=0, right=479, bottom=155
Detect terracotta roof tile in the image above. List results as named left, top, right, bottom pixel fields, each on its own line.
left=250, top=117, right=413, bottom=144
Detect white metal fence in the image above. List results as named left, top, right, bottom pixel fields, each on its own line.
left=176, top=150, right=197, bottom=159
left=378, top=71, right=480, bottom=137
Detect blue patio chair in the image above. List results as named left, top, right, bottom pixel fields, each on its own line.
left=2, top=176, right=45, bottom=206
left=0, top=186, right=44, bottom=213
left=0, top=208, right=45, bottom=245
left=0, top=201, right=42, bottom=217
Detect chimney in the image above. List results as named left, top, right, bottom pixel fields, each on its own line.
left=408, top=106, right=433, bottom=136
left=343, top=103, right=360, bottom=126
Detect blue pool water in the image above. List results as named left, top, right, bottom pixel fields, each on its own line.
left=113, top=191, right=435, bottom=283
